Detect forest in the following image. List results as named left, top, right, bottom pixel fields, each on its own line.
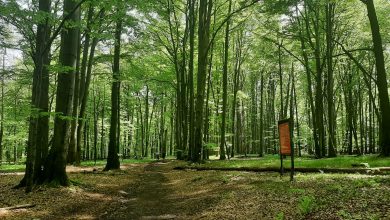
left=0, top=0, right=390, bottom=219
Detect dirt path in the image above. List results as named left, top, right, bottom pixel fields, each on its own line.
left=105, top=162, right=178, bottom=219
left=105, top=161, right=223, bottom=219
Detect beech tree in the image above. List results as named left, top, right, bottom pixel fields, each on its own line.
left=42, top=0, right=80, bottom=185
left=104, top=6, right=122, bottom=171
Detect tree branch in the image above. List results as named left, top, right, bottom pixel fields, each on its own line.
left=42, top=0, right=88, bottom=55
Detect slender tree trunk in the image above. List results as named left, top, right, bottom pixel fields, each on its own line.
left=75, top=8, right=105, bottom=164
left=314, top=14, right=325, bottom=158
left=278, top=43, right=284, bottom=119
left=100, top=84, right=105, bottom=159
left=298, top=2, right=318, bottom=157
left=69, top=4, right=94, bottom=164
left=170, top=98, right=174, bottom=156
left=104, top=14, right=122, bottom=171
left=203, top=42, right=214, bottom=160
left=326, top=1, right=336, bottom=157
left=293, top=72, right=301, bottom=157
left=259, top=75, right=264, bottom=157
left=188, top=0, right=196, bottom=160
left=0, top=51, right=4, bottom=166
left=193, top=0, right=212, bottom=162
left=364, top=0, right=390, bottom=156
left=144, top=86, right=149, bottom=157
left=219, top=0, right=231, bottom=160
left=93, top=84, right=99, bottom=164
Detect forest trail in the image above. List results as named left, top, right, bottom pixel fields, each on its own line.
left=105, top=161, right=224, bottom=219
left=106, top=162, right=177, bottom=219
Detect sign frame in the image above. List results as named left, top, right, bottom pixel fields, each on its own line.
left=278, top=118, right=294, bottom=181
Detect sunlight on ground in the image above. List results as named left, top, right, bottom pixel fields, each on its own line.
left=72, top=214, right=97, bottom=220
left=84, top=192, right=113, bottom=201
left=163, top=179, right=184, bottom=186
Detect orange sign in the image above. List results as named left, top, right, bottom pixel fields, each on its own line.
left=279, top=122, right=291, bottom=155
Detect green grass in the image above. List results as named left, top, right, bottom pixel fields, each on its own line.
left=0, top=158, right=155, bottom=172
left=0, top=163, right=25, bottom=172
left=80, top=158, right=154, bottom=167
left=200, top=154, right=390, bottom=169
left=298, top=195, right=316, bottom=215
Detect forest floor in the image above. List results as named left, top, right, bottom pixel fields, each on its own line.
left=1, top=159, right=390, bottom=220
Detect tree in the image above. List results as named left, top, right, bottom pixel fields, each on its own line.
left=42, top=0, right=80, bottom=186
left=0, top=47, right=5, bottom=166
left=24, top=0, right=52, bottom=192
left=362, top=0, right=390, bottom=156
left=104, top=6, right=122, bottom=171
left=326, top=0, right=337, bottom=157
left=219, top=0, right=232, bottom=161
left=193, top=0, right=213, bottom=162
left=68, top=2, right=95, bottom=165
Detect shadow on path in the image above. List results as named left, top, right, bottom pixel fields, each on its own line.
left=105, top=161, right=223, bottom=220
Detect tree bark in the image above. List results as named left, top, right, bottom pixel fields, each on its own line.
left=0, top=50, right=3, bottom=166
left=326, top=1, right=337, bottom=157
left=104, top=14, right=121, bottom=171
left=193, top=0, right=213, bottom=162
left=363, top=0, right=390, bottom=156
left=69, top=3, right=94, bottom=164
left=42, top=0, right=80, bottom=186
left=219, top=0, right=231, bottom=160
left=188, top=0, right=196, bottom=161
left=23, top=0, right=51, bottom=192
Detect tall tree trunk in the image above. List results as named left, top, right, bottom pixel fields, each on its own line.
left=144, top=86, right=149, bottom=157
left=259, top=75, right=264, bottom=157
left=100, top=84, right=105, bottom=159
left=42, top=0, right=80, bottom=186
left=188, top=0, right=196, bottom=160
left=170, top=98, right=174, bottom=156
left=278, top=43, right=284, bottom=119
left=298, top=2, right=318, bottom=157
left=22, top=0, right=51, bottom=192
left=76, top=9, right=103, bottom=164
left=104, top=14, right=122, bottom=171
left=69, top=3, right=94, bottom=164
left=93, top=84, right=99, bottom=164
left=219, top=0, right=231, bottom=160
left=363, top=0, right=390, bottom=156
left=193, top=0, right=212, bottom=162
left=314, top=13, right=325, bottom=158
left=0, top=50, right=4, bottom=166
left=293, top=72, right=301, bottom=157
left=326, top=1, right=336, bottom=157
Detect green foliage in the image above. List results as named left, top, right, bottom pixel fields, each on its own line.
left=70, top=179, right=84, bottom=186
left=337, top=210, right=352, bottom=219
left=288, top=188, right=305, bottom=194
left=204, top=142, right=218, bottom=150
left=191, top=176, right=203, bottom=182
left=354, top=178, right=380, bottom=188
left=275, top=212, right=285, bottom=220
left=0, top=163, right=25, bottom=172
left=80, top=159, right=153, bottom=167
left=298, top=195, right=315, bottom=215
left=194, top=155, right=390, bottom=170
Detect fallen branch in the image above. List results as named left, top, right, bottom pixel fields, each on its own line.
left=0, top=204, right=36, bottom=211
left=174, top=166, right=390, bottom=175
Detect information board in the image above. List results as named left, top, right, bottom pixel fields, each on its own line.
left=278, top=120, right=291, bottom=155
